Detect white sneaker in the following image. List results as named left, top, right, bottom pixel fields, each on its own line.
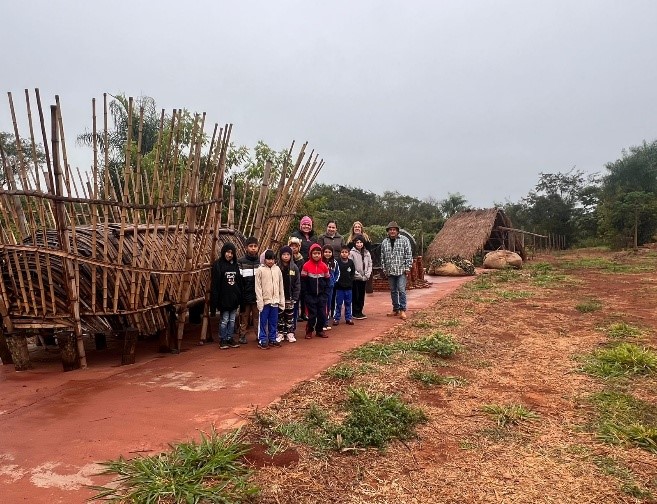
left=286, top=333, right=297, bottom=343
left=276, top=333, right=284, bottom=343
left=324, top=326, right=332, bottom=331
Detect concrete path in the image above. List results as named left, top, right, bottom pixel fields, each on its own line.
left=0, top=275, right=471, bottom=503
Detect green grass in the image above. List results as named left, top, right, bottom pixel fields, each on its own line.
left=575, top=298, right=603, bottom=313
left=602, top=322, right=643, bottom=339
left=89, top=428, right=257, bottom=503
left=336, top=388, right=427, bottom=450
left=274, top=404, right=337, bottom=451
left=592, top=455, right=653, bottom=499
left=440, top=319, right=461, bottom=327
left=497, top=290, right=533, bottom=300
left=481, top=404, right=539, bottom=427
left=348, top=333, right=460, bottom=364
left=491, top=269, right=522, bottom=283
left=560, top=257, right=653, bottom=274
left=409, top=369, right=467, bottom=388
left=327, top=364, right=357, bottom=380
left=589, top=391, right=657, bottom=453
left=581, top=343, right=657, bottom=378
left=526, top=262, right=570, bottom=287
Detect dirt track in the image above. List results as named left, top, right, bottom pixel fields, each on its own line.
left=0, top=275, right=470, bottom=503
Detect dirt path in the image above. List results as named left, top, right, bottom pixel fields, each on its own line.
left=0, top=276, right=471, bottom=503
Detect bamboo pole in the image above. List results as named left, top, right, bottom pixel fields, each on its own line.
left=51, top=104, right=86, bottom=369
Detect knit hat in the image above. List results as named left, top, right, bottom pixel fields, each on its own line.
left=279, top=245, right=293, bottom=257
left=245, top=236, right=258, bottom=246
left=288, top=236, right=301, bottom=246
left=300, top=216, right=313, bottom=227
left=386, top=221, right=400, bottom=231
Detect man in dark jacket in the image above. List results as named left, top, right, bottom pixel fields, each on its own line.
left=210, top=242, right=242, bottom=349
left=237, top=236, right=260, bottom=344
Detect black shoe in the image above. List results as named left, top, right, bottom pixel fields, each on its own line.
left=270, top=340, right=281, bottom=347
left=316, top=331, right=328, bottom=338
left=346, top=320, right=355, bottom=325
left=238, top=335, right=247, bottom=345
left=353, top=313, right=366, bottom=320
left=258, top=341, right=270, bottom=350
left=298, top=315, right=307, bottom=322
left=220, top=341, right=230, bottom=349
left=226, top=338, right=240, bottom=348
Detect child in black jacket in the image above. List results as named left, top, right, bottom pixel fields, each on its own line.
left=333, top=245, right=355, bottom=325
left=211, top=242, right=242, bottom=349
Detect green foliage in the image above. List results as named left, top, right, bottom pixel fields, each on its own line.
left=527, top=262, right=568, bottom=286
left=409, top=370, right=467, bottom=388
left=602, top=322, right=643, bottom=339
left=580, top=343, right=657, bottom=378
left=89, top=428, right=257, bottom=503
left=575, top=299, right=603, bottom=313
left=589, top=391, right=657, bottom=453
left=348, top=341, right=404, bottom=364
left=481, top=404, right=539, bottom=427
left=336, top=388, right=427, bottom=450
left=348, top=333, right=460, bottom=365
left=592, top=455, right=653, bottom=499
left=0, top=131, right=46, bottom=185
left=404, top=332, right=460, bottom=358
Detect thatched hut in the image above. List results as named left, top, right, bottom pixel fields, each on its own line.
left=424, top=208, right=526, bottom=263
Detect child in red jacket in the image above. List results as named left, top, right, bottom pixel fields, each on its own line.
left=300, top=243, right=330, bottom=338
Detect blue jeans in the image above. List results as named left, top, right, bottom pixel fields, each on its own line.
left=334, top=289, right=353, bottom=321
left=388, top=274, right=407, bottom=311
left=258, top=304, right=279, bottom=344
left=220, top=308, right=238, bottom=341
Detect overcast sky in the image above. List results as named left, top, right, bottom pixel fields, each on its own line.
left=3, top=0, right=657, bottom=208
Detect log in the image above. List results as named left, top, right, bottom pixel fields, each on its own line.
left=57, top=331, right=80, bottom=372
left=121, top=327, right=138, bottom=365
left=0, top=328, right=13, bottom=364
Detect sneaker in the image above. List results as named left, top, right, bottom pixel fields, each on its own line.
left=226, top=338, right=240, bottom=348
left=238, top=335, right=247, bottom=345
left=257, top=341, right=269, bottom=350
left=305, top=331, right=313, bottom=339
left=333, top=320, right=339, bottom=326
left=353, top=314, right=366, bottom=320
left=270, top=340, right=282, bottom=347
left=220, top=341, right=230, bottom=349
left=298, top=315, right=307, bottom=322
left=386, top=310, right=400, bottom=317
left=346, top=320, right=355, bottom=325
left=400, top=310, right=407, bottom=320
left=276, top=333, right=284, bottom=343
left=325, top=326, right=332, bottom=331
left=286, top=333, right=297, bottom=343
left=316, top=331, right=328, bottom=338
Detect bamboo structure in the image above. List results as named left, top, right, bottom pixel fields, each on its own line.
left=0, top=89, right=322, bottom=371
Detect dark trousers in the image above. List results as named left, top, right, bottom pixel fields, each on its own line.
left=352, top=280, right=367, bottom=315
left=305, top=296, right=327, bottom=334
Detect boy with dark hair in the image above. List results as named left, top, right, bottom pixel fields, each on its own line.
left=277, top=245, right=300, bottom=343
left=210, top=242, right=242, bottom=349
left=300, top=243, right=331, bottom=338
left=334, top=244, right=355, bottom=326
left=237, top=236, right=260, bottom=344
left=255, top=249, right=285, bottom=349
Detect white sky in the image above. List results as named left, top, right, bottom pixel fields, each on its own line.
left=3, top=0, right=657, bottom=207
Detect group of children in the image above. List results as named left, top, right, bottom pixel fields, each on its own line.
left=209, top=232, right=372, bottom=350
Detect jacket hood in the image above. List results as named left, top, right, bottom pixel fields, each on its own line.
left=309, top=243, right=322, bottom=256
left=220, top=242, right=237, bottom=261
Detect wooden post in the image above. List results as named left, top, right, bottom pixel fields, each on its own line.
left=121, top=327, right=138, bottom=365
left=57, top=331, right=80, bottom=372
left=252, top=161, right=271, bottom=240
left=0, top=328, right=14, bottom=365
left=51, top=105, right=86, bottom=369
left=4, top=333, right=31, bottom=370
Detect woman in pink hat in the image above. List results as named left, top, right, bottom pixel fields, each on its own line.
left=290, top=216, right=317, bottom=320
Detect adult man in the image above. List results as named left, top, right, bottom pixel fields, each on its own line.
left=380, top=221, right=413, bottom=320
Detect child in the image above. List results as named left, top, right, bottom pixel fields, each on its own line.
left=237, top=236, right=260, bottom=344
left=349, top=235, right=372, bottom=320
left=334, top=245, right=355, bottom=326
left=322, top=244, right=339, bottom=331
left=300, top=243, right=330, bottom=338
left=255, top=249, right=285, bottom=349
left=210, top=242, right=242, bottom=349
left=288, top=236, right=305, bottom=331
left=277, top=245, right=300, bottom=343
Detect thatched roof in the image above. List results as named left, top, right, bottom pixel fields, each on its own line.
left=424, top=208, right=526, bottom=261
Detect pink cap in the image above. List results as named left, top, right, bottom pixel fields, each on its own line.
left=300, top=216, right=312, bottom=226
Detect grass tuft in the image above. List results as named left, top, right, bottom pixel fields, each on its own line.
left=404, top=332, right=460, bottom=358
left=581, top=343, right=657, bottom=378
left=589, top=391, right=657, bottom=453
left=481, top=404, right=539, bottom=427
left=89, top=428, right=257, bottom=503
left=602, top=321, right=643, bottom=339
left=576, top=298, right=603, bottom=313
left=409, top=369, right=467, bottom=388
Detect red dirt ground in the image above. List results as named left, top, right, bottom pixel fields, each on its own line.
left=0, top=275, right=471, bottom=503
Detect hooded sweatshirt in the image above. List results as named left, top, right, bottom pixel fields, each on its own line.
left=301, top=243, right=330, bottom=301
left=210, top=242, right=242, bottom=312
left=237, top=249, right=260, bottom=304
